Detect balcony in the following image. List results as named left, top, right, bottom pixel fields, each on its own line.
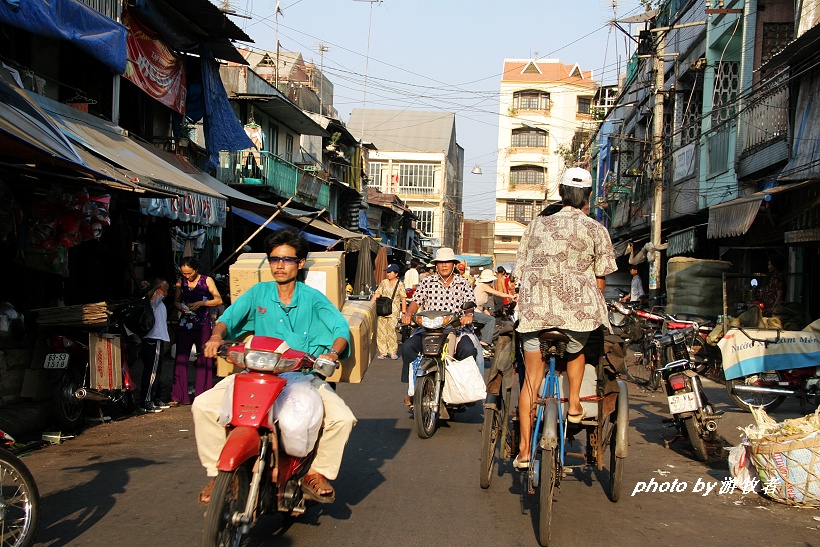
left=739, top=76, right=788, bottom=156
left=217, top=150, right=330, bottom=209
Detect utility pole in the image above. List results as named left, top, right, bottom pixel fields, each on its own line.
left=649, top=32, right=665, bottom=294
left=318, top=43, right=329, bottom=116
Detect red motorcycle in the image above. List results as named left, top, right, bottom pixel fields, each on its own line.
left=202, top=336, right=337, bottom=546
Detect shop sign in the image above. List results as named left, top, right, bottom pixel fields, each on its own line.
left=123, top=10, right=186, bottom=114
left=139, top=191, right=226, bottom=227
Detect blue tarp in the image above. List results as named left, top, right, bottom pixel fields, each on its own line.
left=0, top=0, right=127, bottom=74
left=186, top=49, right=254, bottom=172
left=232, top=207, right=341, bottom=248
left=455, top=254, right=493, bottom=267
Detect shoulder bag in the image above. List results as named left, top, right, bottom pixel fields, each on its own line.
left=376, top=281, right=399, bottom=317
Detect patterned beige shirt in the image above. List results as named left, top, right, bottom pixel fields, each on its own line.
left=513, top=206, right=617, bottom=333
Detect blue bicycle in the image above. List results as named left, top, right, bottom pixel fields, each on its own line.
left=524, top=330, right=630, bottom=546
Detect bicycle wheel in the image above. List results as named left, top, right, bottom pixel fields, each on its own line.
left=537, top=448, right=556, bottom=547
left=726, top=372, right=786, bottom=412
left=608, top=419, right=625, bottom=502
left=480, top=407, right=500, bottom=489
left=0, top=447, right=40, bottom=547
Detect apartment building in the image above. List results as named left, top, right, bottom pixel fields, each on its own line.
left=494, top=58, right=600, bottom=264
left=348, top=109, right=464, bottom=252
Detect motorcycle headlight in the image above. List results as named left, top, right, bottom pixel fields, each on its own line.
left=416, top=315, right=451, bottom=329
left=244, top=351, right=301, bottom=373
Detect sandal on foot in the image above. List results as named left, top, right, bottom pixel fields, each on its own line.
left=199, top=478, right=215, bottom=504
left=568, top=409, right=587, bottom=424
left=404, top=395, right=412, bottom=406
left=513, top=455, right=530, bottom=470
left=302, top=472, right=335, bottom=503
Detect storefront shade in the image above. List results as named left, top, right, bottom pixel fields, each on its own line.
left=0, top=0, right=127, bottom=74
left=29, top=92, right=227, bottom=227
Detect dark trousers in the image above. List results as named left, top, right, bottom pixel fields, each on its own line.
left=172, top=323, right=213, bottom=404
left=140, top=338, right=163, bottom=406
left=400, top=332, right=477, bottom=383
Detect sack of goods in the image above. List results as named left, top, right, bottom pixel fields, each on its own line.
left=271, top=373, right=324, bottom=457
left=442, top=355, right=486, bottom=405
left=376, top=296, right=393, bottom=316
left=741, top=406, right=820, bottom=506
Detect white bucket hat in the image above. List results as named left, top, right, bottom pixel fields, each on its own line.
left=477, top=269, right=496, bottom=283
left=431, top=247, right=459, bottom=263
left=561, top=167, right=593, bottom=188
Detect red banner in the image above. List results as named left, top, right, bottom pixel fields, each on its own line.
left=123, top=10, right=186, bottom=114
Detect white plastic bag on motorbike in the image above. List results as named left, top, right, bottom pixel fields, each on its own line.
left=407, top=355, right=423, bottom=397
left=442, top=355, right=486, bottom=404
left=271, top=373, right=324, bottom=457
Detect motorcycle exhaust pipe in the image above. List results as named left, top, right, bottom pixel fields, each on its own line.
left=732, top=385, right=796, bottom=396
left=704, top=420, right=718, bottom=432
left=75, top=388, right=113, bottom=403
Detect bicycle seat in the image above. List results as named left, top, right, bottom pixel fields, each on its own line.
left=537, top=329, right=570, bottom=343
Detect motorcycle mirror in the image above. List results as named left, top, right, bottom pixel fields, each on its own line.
left=750, top=278, right=758, bottom=288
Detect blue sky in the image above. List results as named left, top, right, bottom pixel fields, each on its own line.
left=225, top=0, right=648, bottom=219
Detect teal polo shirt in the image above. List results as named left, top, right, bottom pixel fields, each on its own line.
left=218, top=281, right=350, bottom=357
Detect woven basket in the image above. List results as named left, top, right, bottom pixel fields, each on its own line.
left=748, top=431, right=820, bottom=507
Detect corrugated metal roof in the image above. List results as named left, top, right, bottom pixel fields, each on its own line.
left=348, top=109, right=456, bottom=153
left=159, top=0, right=251, bottom=42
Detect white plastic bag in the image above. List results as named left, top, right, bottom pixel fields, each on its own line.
left=407, top=355, right=423, bottom=397
left=272, top=374, right=324, bottom=457
left=442, top=355, right=486, bottom=404
left=728, top=442, right=760, bottom=493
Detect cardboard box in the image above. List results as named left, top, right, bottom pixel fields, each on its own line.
left=229, top=251, right=345, bottom=310
left=326, top=299, right=377, bottom=383
left=89, top=334, right=122, bottom=390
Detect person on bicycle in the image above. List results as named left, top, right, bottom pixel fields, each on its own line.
left=512, top=167, right=617, bottom=468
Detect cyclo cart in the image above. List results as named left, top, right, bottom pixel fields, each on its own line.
left=509, top=328, right=630, bottom=546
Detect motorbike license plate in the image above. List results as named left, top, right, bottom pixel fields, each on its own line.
left=44, top=353, right=70, bottom=369
left=667, top=392, right=698, bottom=414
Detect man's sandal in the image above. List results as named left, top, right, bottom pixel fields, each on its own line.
left=301, top=472, right=335, bottom=504
left=199, top=478, right=215, bottom=504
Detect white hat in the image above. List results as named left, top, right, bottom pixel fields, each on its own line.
left=477, top=269, right=496, bottom=283
left=561, top=167, right=593, bottom=188
left=431, top=247, right=459, bottom=263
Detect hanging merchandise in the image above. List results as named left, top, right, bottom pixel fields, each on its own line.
left=28, top=187, right=112, bottom=251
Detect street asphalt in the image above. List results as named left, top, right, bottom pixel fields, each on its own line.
left=9, top=355, right=820, bottom=546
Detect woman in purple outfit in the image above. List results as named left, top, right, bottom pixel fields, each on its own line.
left=170, top=257, right=223, bottom=405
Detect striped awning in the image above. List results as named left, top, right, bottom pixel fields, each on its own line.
left=707, top=180, right=818, bottom=238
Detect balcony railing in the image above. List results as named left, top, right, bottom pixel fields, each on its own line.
left=739, top=76, right=788, bottom=155
left=217, top=150, right=330, bottom=209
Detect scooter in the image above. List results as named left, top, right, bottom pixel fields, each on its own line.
left=410, top=306, right=476, bottom=439
left=721, top=326, right=820, bottom=412
left=655, top=327, right=723, bottom=462
left=0, top=429, right=40, bottom=547
left=201, top=336, right=338, bottom=547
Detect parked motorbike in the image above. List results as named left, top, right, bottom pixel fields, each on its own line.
left=655, top=327, right=723, bottom=462
left=722, top=326, right=820, bottom=412
left=0, top=429, right=40, bottom=547
left=202, top=336, right=338, bottom=546
left=410, top=305, right=474, bottom=439
left=43, top=303, right=140, bottom=430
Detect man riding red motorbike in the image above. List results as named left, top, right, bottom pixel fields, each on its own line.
left=197, top=228, right=355, bottom=505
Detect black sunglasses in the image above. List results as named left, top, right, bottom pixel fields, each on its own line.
left=267, top=256, right=300, bottom=265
